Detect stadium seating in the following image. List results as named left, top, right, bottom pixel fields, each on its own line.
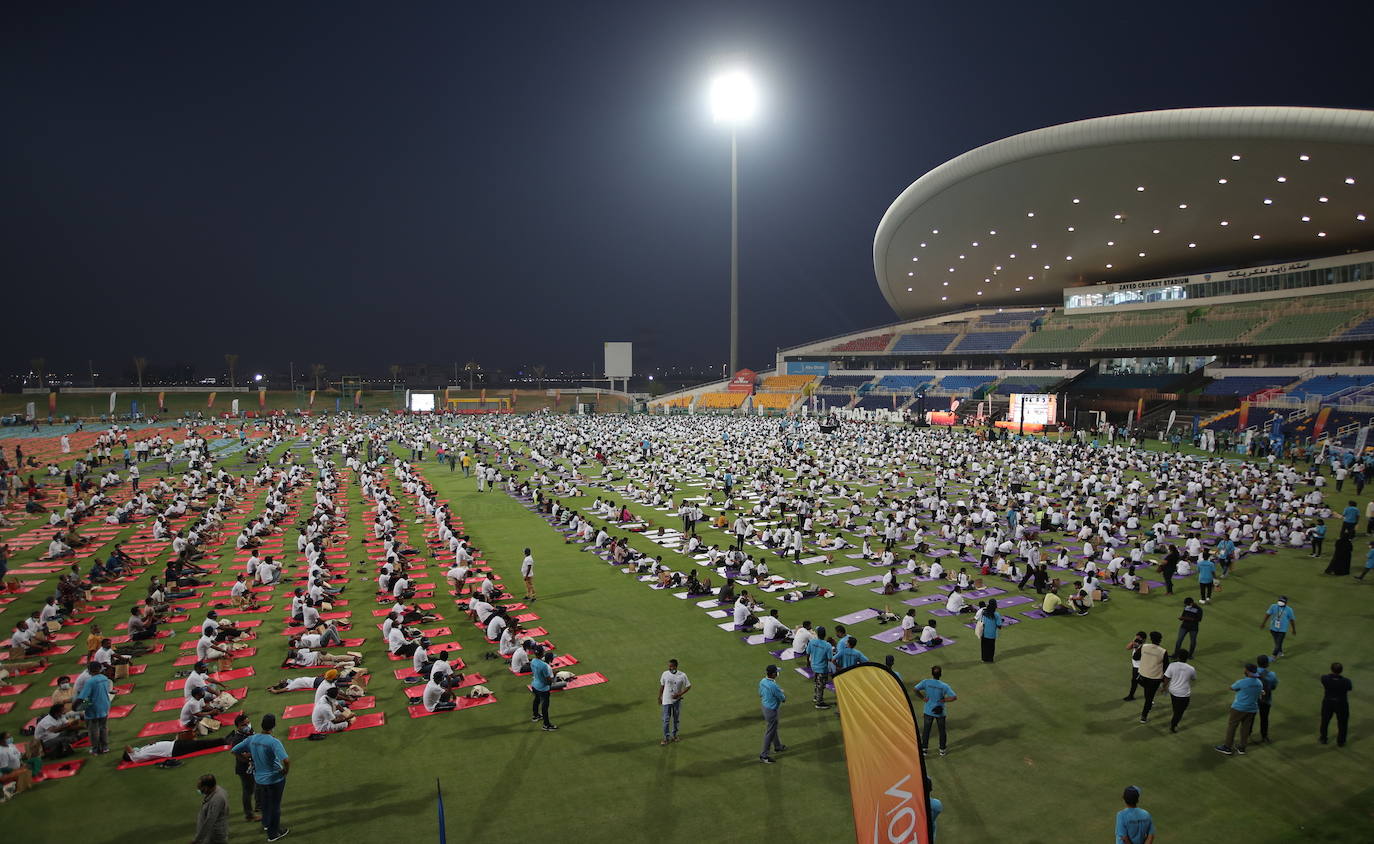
left=832, top=333, right=893, bottom=352
left=937, top=375, right=997, bottom=392
left=761, top=374, right=815, bottom=393
left=976, top=310, right=1043, bottom=325
left=952, top=331, right=1025, bottom=352
left=1070, top=373, right=1187, bottom=391
left=1092, top=321, right=1178, bottom=349
left=891, top=333, right=957, bottom=354
left=1201, top=376, right=1297, bottom=397
left=1286, top=375, right=1374, bottom=399
left=697, top=392, right=748, bottom=409
left=656, top=395, right=693, bottom=408
left=1166, top=317, right=1261, bottom=346
left=1248, top=309, right=1363, bottom=345
left=1012, top=319, right=1100, bottom=353
left=873, top=375, right=933, bottom=392
left=818, top=374, right=872, bottom=391
left=854, top=395, right=906, bottom=411
left=1339, top=317, right=1374, bottom=340
left=814, top=394, right=854, bottom=411
left=993, top=376, right=1062, bottom=395
left=752, top=392, right=798, bottom=411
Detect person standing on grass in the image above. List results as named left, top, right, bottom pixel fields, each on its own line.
left=1319, top=662, right=1352, bottom=747
left=1358, top=541, right=1374, bottom=580
left=807, top=625, right=835, bottom=708
left=1174, top=598, right=1202, bottom=657
left=1114, top=785, right=1155, bottom=844
left=978, top=598, right=1004, bottom=663
left=75, top=661, right=112, bottom=755
left=914, top=665, right=957, bottom=757
left=758, top=664, right=787, bottom=763
left=1137, top=632, right=1168, bottom=724
left=224, top=713, right=260, bottom=822
left=1254, top=655, right=1278, bottom=744
left=529, top=646, right=557, bottom=731
left=1196, top=553, right=1216, bottom=604
left=1163, top=649, right=1196, bottom=733
left=658, top=658, right=691, bottom=745
left=1123, top=631, right=1146, bottom=701
left=1260, top=596, right=1296, bottom=658
left=231, top=713, right=290, bottom=841
left=1215, top=663, right=1264, bottom=757
left=193, top=773, right=230, bottom=844
left=521, top=548, right=536, bottom=601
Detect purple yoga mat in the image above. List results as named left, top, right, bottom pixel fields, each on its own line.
left=739, top=634, right=771, bottom=645
left=794, top=666, right=835, bottom=689
left=994, top=595, right=1033, bottom=608
left=1021, top=609, right=1051, bottom=619
left=769, top=648, right=798, bottom=661
left=870, top=626, right=906, bottom=643
left=844, top=575, right=885, bottom=586
left=817, top=566, right=861, bottom=576
left=902, top=594, right=945, bottom=607
left=928, top=608, right=969, bottom=617
left=964, top=616, right=1020, bottom=629
left=894, top=637, right=956, bottom=655
left=833, top=608, right=880, bottom=625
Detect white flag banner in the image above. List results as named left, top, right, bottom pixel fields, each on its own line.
left=108, top=391, right=117, bottom=413
left=231, top=398, right=240, bottom=414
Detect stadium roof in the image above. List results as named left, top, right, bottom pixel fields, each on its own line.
left=873, top=106, right=1374, bottom=318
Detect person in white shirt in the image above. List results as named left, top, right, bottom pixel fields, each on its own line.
left=311, top=687, right=356, bottom=732
left=760, top=610, right=790, bottom=641
left=1163, top=649, right=1198, bottom=733
left=521, top=548, right=537, bottom=601
left=920, top=621, right=943, bottom=646
left=658, top=659, right=691, bottom=744
left=901, top=609, right=919, bottom=642
left=419, top=675, right=455, bottom=712
left=509, top=642, right=532, bottom=674
left=944, top=587, right=971, bottom=614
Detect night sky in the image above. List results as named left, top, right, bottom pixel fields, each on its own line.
left=5, top=1, right=1373, bottom=381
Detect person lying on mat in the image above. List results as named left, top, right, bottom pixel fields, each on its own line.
left=311, top=687, right=357, bottom=733
left=121, top=735, right=227, bottom=764
left=266, top=673, right=331, bottom=695
left=285, top=647, right=361, bottom=670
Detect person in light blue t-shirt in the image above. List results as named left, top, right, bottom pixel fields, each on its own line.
left=1215, top=664, right=1264, bottom=756
left=927, top=777, right=943, bottom=842
left=806, top=626, right=835, bottom=709
left=1196, top=556, right=1216, bottom=604
left=978, top=599, right=1003, bottom=663
left=914, top=665, right=957, bottom=756
left=1114, top=785, right=1155, bottom=844
left=1260, top=597, right=1297, bottom=657
left=757, top=664, right=786, bottom=763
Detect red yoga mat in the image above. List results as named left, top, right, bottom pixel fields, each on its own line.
left=36, top=758, right=87, bottom=780
left=406, top=695, right=497, bottom=718
left=286, top=711, right=386, bottom=739
left=554, top=672, right=609, bottom=692
left=116, top=745, right=227, bottom=770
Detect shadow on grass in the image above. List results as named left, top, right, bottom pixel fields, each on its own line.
left=957, top=723, right=1024, bottom=747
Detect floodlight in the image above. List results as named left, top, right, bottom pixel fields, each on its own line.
left=710, top=70, right=757, bottom=123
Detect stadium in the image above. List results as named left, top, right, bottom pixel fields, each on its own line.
left=654, top=106, right=1374, bottom=452
left=4, top=13, right=1374, bottom=843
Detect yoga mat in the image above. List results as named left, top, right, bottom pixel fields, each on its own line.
left=554, top=671, right=608, bottom=691
left=136, top=719, right=188, bottom=738
left=154, top=689, right=247, bottom=712
left=964, top=616, right=1020, bottom=629
left=286, top=711, right=386, bottom=739
left=817, top=566, right=861, bottom=576
left=768, top=648, right=798, bottom=661
left=844, top=576, right=884, bottom=586
left=994, top=595, right=1034, bottom=608
left=36, top=759, right=87, bottom=780
left=406, top=695, right=497, bottom=718
left=833, top=608, right=880, bottom=625
left=1021, top=609, right=1051, bottom=619
left=902, top=594, right=944, bottom=607
left=894, top=637, right=956, bottom=655
left=869, top=627, right=907, bottom=643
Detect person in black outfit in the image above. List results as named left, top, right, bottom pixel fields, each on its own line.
left=224, top=712, right=261, bottom=821
left=1160, top=548, right=1179, bottom=595
left=1174, top=598, right=1202, bottom=656
left=1320, top=662, right=1352, bottom=747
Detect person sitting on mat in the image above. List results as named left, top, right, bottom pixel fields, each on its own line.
left=945, top=586, right=974, bottom=614
left=310, top=686, right=357, bottom=734
left=760, top=609, right=791, bottom=641
left=920, top=620, right=943, bottom=647
left=417, top=672, right=457, bottom=712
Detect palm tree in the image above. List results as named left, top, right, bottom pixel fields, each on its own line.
left=310, top=363, right=326, bottom=392
left=532, top=364, right=547, bottom=390
left=224, top=353, right=239, bottom=389
left=133, top=356, right=148, bottom=390
left=29, top=357, right=45, bottom=389
left=464, top=360, right=480, bottom=391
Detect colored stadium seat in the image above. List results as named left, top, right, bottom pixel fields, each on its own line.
left=1248, top=309, right=1363, bottom=345
left=832, top=333, right=893, bottom=352
left=952, top=331, right=1025, bottom=352
left=697, top=392, right=748, bottom=409
left=891, top=333, right=957, bottom=353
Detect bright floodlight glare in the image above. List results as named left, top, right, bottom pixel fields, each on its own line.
left=710, top=70, right=758, bottom=123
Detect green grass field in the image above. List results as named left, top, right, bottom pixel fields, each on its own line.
left=2, top=425, right=1371, bottom=843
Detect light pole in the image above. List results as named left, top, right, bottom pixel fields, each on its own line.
left=710, top=69, right=757, bottom=376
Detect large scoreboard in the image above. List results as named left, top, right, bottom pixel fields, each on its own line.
left=1008, top=393, right=1058, bottom=427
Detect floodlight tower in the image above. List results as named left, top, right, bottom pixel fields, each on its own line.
left=710, top=69, right=758, bottom=376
